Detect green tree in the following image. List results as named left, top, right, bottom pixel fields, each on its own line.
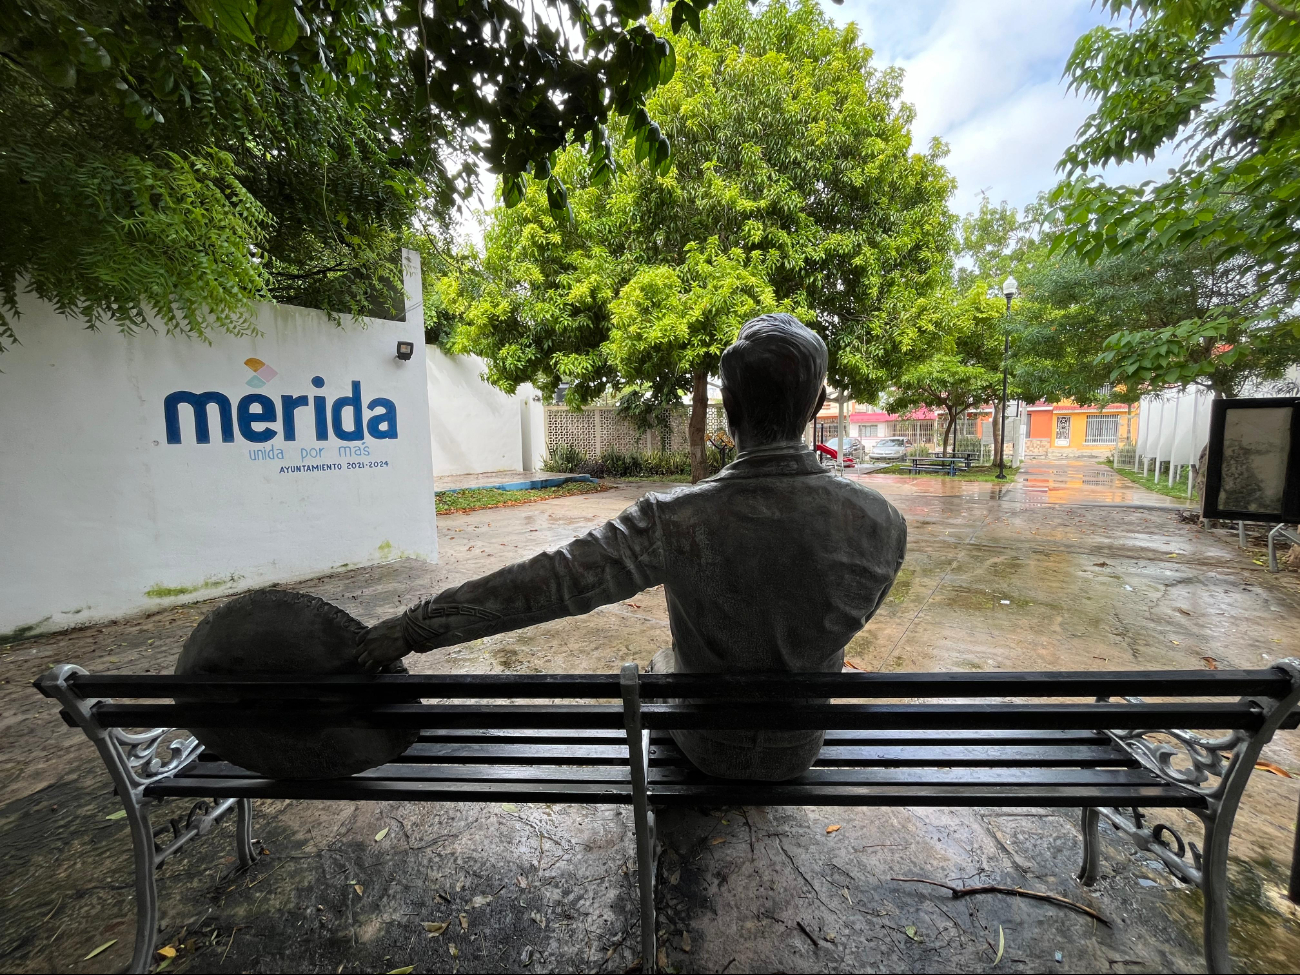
left=1052, top=0, right=1300, bottom=337
left=441, top=0, right=955, bottom=481
left=0, top=0, right=712, bottom=349
left=884, top=287, right=1006, bottom=457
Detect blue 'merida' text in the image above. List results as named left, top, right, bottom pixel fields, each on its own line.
left=163, top=376, right=398, bottom=445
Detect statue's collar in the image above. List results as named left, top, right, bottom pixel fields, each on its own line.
left=713, top=440, right=827, bottom=479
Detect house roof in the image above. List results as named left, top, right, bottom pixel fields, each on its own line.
left=849, top=407, right=938, bottom=422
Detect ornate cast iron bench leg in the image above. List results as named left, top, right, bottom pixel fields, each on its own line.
left=39, top=665, right=249, bottom=974
left=1078, top=807, right=1101, bottom=886
left=1096, top=662, right=1300, bottom=974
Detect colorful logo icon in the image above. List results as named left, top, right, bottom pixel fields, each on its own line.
left=244, top=358, right=278, bottom=388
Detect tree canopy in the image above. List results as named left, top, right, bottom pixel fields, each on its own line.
left=1052, top=0, right=1300, bottom=337
left=0, top=0, right=715, bottom=349
left=440, top=0, right=954, bottom=480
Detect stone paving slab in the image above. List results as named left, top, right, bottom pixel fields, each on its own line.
left=3, top=462, right=1300, bottom=974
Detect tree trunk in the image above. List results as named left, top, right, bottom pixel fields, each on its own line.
left=942, top=411, right=955, bottom=456
left=688, top=366, right=709, bottom=483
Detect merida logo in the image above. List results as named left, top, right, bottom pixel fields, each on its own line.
left=164, top=376, right=398, bottom=445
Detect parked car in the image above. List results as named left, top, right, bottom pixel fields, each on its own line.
left=822, top=437, right=862, bottom=461
left=869, top=437, right=909, bottom=462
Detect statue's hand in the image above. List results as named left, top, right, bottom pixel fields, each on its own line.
left=356, top=614, right=410, bottom=671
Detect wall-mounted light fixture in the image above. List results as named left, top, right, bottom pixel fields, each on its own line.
left=395, top=341, right=414, bottom=361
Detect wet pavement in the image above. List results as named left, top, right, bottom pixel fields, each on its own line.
left=3, top=460, right=1299, bottom=974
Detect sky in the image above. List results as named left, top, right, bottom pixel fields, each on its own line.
left=832, top=0, right=1186, bottom=219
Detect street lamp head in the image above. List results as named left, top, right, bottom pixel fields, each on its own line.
left=1001, top=275, right=1019, bottom=298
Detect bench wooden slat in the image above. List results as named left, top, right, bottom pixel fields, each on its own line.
left=405, top=729, right=1114, bottom=746
left=650, top=743, right=1135, bottom=768
left=648, top=766, right=1164, bottom=787
left=57, top=669, right=1291, bottom=702
left=639, top=669, right=1288, bottom=699
left=92, top=700, right=1264, bottom=732
left=176, top=761, right=632, bottom=784
left=644, top=782, right=1206, bottom=808
left=143, top=778, right=636, bottom=803
left=640, top=701, right=1264, bottom=731
left=93, top=703, right=626, bottom=730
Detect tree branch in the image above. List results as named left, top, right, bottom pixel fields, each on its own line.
left=1258, top=1, right=1300, bottom=26
left=891, top=877, right=1111, bottom=926
left=1200, top=51, right=1297, bottom=63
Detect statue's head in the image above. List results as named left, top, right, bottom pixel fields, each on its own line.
left=720, top=313, right=827, bottom=447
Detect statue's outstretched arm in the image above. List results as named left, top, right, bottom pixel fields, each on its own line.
left=358, top=496, right=664, bottom=668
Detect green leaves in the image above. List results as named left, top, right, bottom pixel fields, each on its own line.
left=439, top=0, right=955, bottom=428
left=671, top=1, right=703, bottom=35
left=208, top=0, right=257, bottom=46
left=254, top=0, right=301, bottom=52
left=1055, top=0, right=1300, bottom=342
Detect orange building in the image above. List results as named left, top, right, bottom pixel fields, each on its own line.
left=1024, top=401, right=1138, bottom=457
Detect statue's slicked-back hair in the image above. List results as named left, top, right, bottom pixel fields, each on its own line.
left=720, top=313, right=827, bottom=443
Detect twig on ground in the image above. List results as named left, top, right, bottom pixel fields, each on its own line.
left=795, top=919, right=820, bottom=948
left=891, top=877, right=1111, bottom=926
left=221, top=926, right=240, bottom=963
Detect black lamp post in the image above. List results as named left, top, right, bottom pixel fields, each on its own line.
left=996, top=275, right=1017, bottom=480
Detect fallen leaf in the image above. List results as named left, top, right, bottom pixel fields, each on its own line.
left=1202, top=656, right=1219, bottom=670
left=993, top=924, right=1004, bottom=965
left=374, top=827, right=389, bottom=842
left=459, top=913, right=468, bottom=931
left=1167, top=553, right=1178, bottom=558
left=1093, top=561, right=1109, bottom=567
left=105, top=810, right=126, bottom=821
left=825, top=824, right=842, bottom=834
left=448, top=944, right=459, bottom=958
left=904, top=924, right=921, bottom=942
left=423, top=921, right=449, bottom=937
left=1256, top=761, right=1293, bottom=778
left=516, top=875, right=528, bottom=888
left=157, top=945, right=177, bottom=959
left=842, top=659, right=863, bottom=670
left=531, top=911, right=547, bottom=928
left=388, top=968, right=415, bottom=974
left=681, top=931, right=692, bottom=952
left=823, top=932, right=836, bottom=943
left=469, top=894, right=493, bottom=908
left=155, top=959, right=173, bottom=973
left=501, top=803, right=519, bottom=813
left=841, top=888, right=852, bottom=904
left=711, top=836, right=726, bottom=845
left=1171, top=640, right=1181, bottom=645
left=353, top=884, right=364, bottom=896
left=84, top=940, right=117, bottom=960
left=1177, top=607, right=1192, bottom=616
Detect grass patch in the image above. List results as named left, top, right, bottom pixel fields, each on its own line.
left=436, top=480, right=606, bottom=514
left=1102, top=459, right=1197, bottom=503
left=145, top=575, right=241, bottom=599
left=868, top=463, right=1020, bottom=482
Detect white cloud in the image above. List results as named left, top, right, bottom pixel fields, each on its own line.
left=834, top=0, right=1192, bottom=217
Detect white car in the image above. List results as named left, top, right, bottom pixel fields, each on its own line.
left=869, top=437, right=910, bottom=462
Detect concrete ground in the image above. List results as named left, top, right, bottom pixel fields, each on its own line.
left=3, top=459, right=1300, bottom=974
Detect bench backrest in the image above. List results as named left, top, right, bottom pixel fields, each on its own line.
left=38, top=664, right=1300, bottom=736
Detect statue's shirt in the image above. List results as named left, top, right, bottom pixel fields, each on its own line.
left=404, top=443, right=907, bottom=780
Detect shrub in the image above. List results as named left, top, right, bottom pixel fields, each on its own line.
left=539, top=446, right=725, bottom=478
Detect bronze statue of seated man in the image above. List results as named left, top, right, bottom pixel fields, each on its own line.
left=358, top=313, right=907, bottom=781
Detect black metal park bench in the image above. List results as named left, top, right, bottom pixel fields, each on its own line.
left=909, top=456, right=969, bottom=475
left=36, top=660, right=1300, bottom=974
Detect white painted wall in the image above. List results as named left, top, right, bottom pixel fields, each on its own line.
left=0, top=251, right=436, bottom=639
left=426, top=346, right=546, bottom=479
